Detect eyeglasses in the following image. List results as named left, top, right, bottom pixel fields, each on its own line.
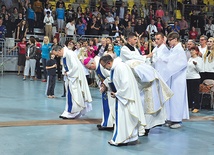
left=200, top=39, right=206, bottom=41
left=102, top=61, right=109, bottom=68
left=168, top=38, right=175, bottom=42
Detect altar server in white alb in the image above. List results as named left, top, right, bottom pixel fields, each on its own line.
left=52, top=45, right=92, bottom=119
left=126, top=59, right=173, bottom=135
left=83, top=56, right=115, bottom=130
left=100, top=55, right=146, bottom=146
left=120, top=32, right=153, bottom=63
left=151, top=32, right=170, bottom=69
left=155, top=32, right=189, bottom=129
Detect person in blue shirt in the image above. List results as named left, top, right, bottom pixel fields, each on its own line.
left=26, top=3, right=36, bottom=34
left=56, top=4, right=65, bottom=33
left=41, top=36, right=52, bottom=82
left=76, top=19, right=86, bottom=36
left=0, top=18, right=6, bottom=39
left=171, top=21, right=181, bottom=33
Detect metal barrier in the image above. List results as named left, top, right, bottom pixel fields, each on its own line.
left=59, top=34, right=117, bottom=44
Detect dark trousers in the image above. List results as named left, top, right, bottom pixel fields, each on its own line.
left=55, top=57, right=62, bottom=79
left=47, top=75, right=56, bottom=96
left=27, top=19, right=35, bottom=33
left=187, top=79, right=200, bottom=109
left=36, top=59, right=41, bottom=79
left=42, top=58, right=47, bottom=79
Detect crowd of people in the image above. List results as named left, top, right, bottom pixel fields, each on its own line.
left=0, top=0, right=213, bottom=40
left=1, top=0, right=214, bottom=147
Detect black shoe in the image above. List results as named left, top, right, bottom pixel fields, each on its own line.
left=97, top=124, right=114, bottom=130
left=144, top=129, right=150, bottom=136
left=59, top=115, right=65, bottom=119
left=61, top=94, right=65, bottom=97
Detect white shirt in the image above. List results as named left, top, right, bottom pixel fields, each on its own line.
left=43, top=15, right=54, bottom=25
left=146, top=24, right=158, bottom=35
left=66, top=22, right=75, bottom=35
left=186, top=56, right=202, bottom=79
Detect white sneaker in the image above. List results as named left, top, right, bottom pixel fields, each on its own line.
left=170, top=123, right=182, bottom=129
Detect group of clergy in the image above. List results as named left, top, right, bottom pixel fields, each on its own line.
left=52, top=31, right=189, bottom=146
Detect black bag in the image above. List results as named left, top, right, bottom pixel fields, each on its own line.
left=200, top=94, right=212, bottom=109
left=35, top=47, right=41, bottom=61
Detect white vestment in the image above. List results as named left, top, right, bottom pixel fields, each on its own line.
left=154, top=43, right=189, bottom=122
left=126, top=60, right=174, bottom=129
left=120, top=44, right=150, bottom=63
left=109, top=58, right=146, bottom=145
left=94, top=56, right=115, bottom=127
left=61, top=47, right=92, bottom=118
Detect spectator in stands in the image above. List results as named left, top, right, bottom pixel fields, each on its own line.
left=111, top=20, right=122, bottom=37
left=118, top=2, right=126, bottom=21
left=87, top=38, right=97, bottom=58
left=44, top=3, right=52, bottom=16
left=124, top=21, right=132, bottom=37
left=18, top=1, right=27, bottom=19
left=189, top=26, right=198, bottom=41
left=56, top=3, right=65, bottom=33
left=100, top=18, right=111, bottom=36
left=76, top=19, right=86, bottom=36
left=9, top=37, right=27, bottom=76
left=163, top=22, right=172, bottom=36
left=171, top=21, right=180, bottom=33
left=10, top=7, right=19, bottom=31
left=130, top=14, right=137, bottom=31
left=44, top=11, right=54, bottom=40
left=92, top=6, right=101, bottom=17
left=35, top=38, right=42, bottom=80
left=186, top=46, right=203, bottom=113
left=51, top=36, right=61, bottom=81
left=106, top=11, right=115, bottom=27
left=96, top=38, right=108, bottom=57
left=156, top=17, right=164, bottom=33
left=76, top=6, right=82, bottom=18
left=41, top=36, right=52, bottom=82
left=23, top=37, right=37, bottom=81
left=103, top=43, right=116, bottom=58
left=111, top=6, right=117, bottom=18
left=135, top=18, right=146, bottom=37
left=162, top=11, right=170, bottom=24
left=15, top=13, right=24, bottom=28
left=201, top=37, right=214, bottom=81
left=56, top=0, right=65, bottom=9
left=198, top=35, right=208, bottom=57
left=131, top=4, right=138, bottom=18
left=179, top=16, right=189, bottom=39
left=122, top=14, right=130, bottom=29
left=148, top=4, right=155, bottom=23
left=26, top=3, right=36, bottom=34
left=65, top=18, right=76, bottom=38
left=89, top=17, right=100, bottom=35
left=0, top=5, right=8, bottom=20
left=3, top=14, right=12, bottom=37
left=190, top=10, right=198, bottom=29
left=33, top=0, right=43, bottom=28
left=198, top=13, right=209, bottom=35
left=155, top=5, right=164, bottom=19
left=146, top=19, right=158, bottom=37
left=85, top=7, right=92, bottom=19
left=205, top=20, right=214, bottom=38
left=98, top=1, right=108, bottom=16
left=16, top=20, right=28, bottom=40
left=168, top=16, right=175, bottom=27
left=185, top=39, right=196, bottom=60
left=65, top=4, right=76, bottom=22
